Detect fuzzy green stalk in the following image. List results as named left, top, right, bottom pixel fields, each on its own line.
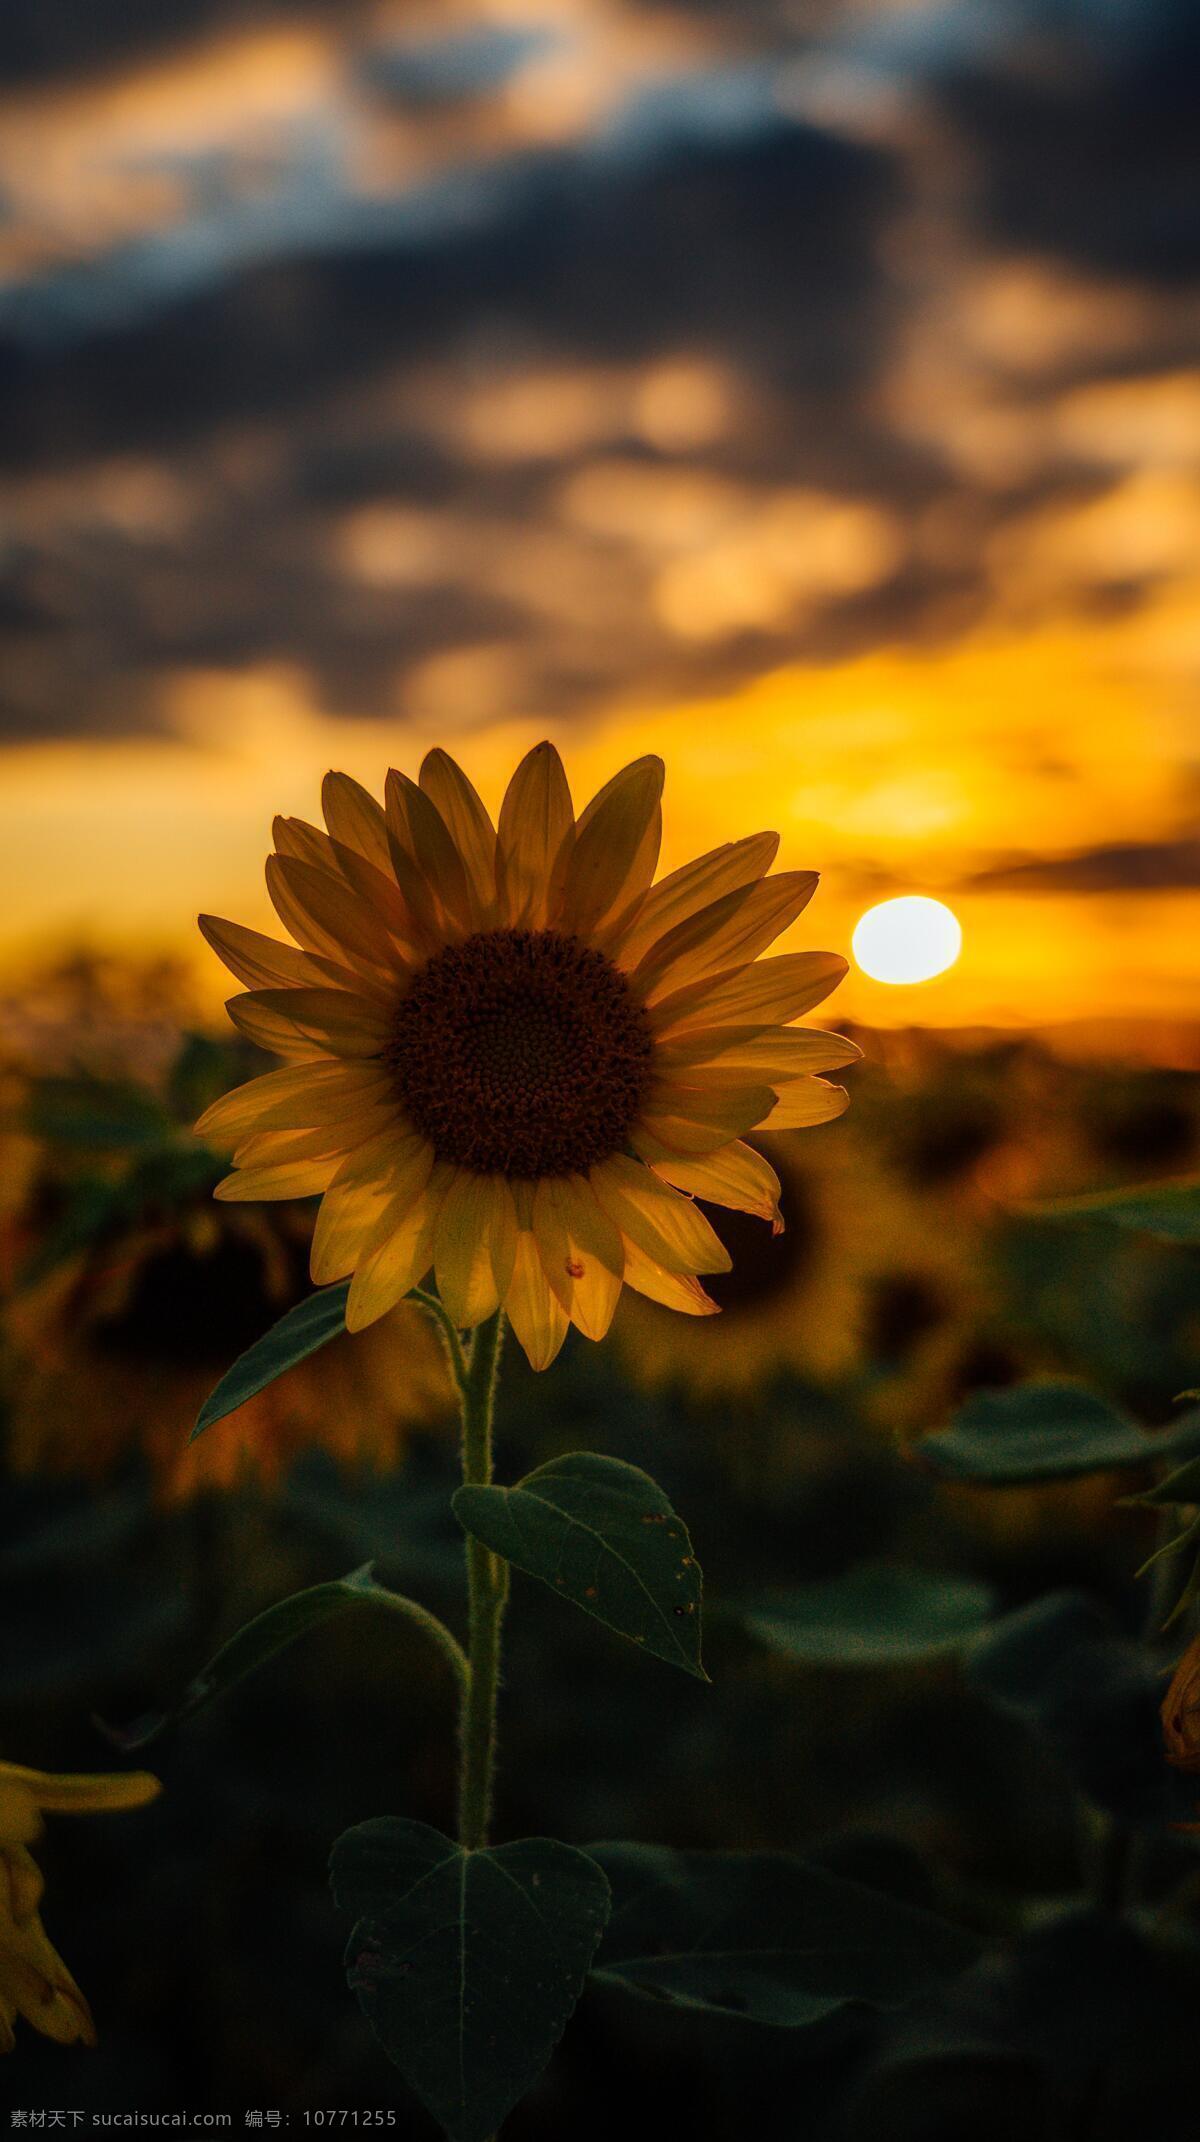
left=456, top=1310, right=507, bottom=1851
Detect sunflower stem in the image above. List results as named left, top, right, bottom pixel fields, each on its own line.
left=411, top=1286, right=472, bottom=1397
left=457, top=1309, right=507, bottom=1851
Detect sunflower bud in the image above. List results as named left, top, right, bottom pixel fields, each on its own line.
left=1162, top=1635, right=1200, bottom=1770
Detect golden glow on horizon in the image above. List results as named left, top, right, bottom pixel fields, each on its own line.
left=852, top=897, right=963, bottom=985
left=2, top=595, right=1199, bottom=1035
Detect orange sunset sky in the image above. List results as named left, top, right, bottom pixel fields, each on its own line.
left=1, top=0, right=1198, bottom=1037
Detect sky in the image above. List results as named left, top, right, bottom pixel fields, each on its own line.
left=0, top=0, right=1198, bottom=1033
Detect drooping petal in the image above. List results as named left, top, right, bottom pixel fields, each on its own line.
left=612, top=831, right=779, bottom=970
left=618, top=1238, right=719, bottom=1316
left=0, top=1765, right=160, bottom=1816
left=195, top=1060, right=396, bottom=1146
left=0, top=1917, right=96, bottom=2046
left=533, top=1174, right=624, bottom=1339
left=322, top=771, right=392, bottom=870
left=503, top=1228, right=569, bottom=1369
left=433, top=1172, right=511, bottom=1326
left=648, top=1141, right=783, bottom=1229
left=225, top=987, right=393, bottom=1061
left=590, top=1154, right=731, bottom=1274
left=760, top=1078, right=850, bottom=1129
left=419, top=749, right=498, bottom=925
left=654, top=1025, right=861, bottom=1078
left=496, top=740, right=574, bottom=927
left=215, top=1154, right=345, bottom=1201
left=345, top=1168, right=451, bottom=1332
left=558, top=756, right=664, bottom=945
left=648, top=949, right=849, bottom=1035
left=632, top=872, right=820, bottom=1005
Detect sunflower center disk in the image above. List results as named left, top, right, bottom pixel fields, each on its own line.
left=387, top=928, right=653, bottom=1178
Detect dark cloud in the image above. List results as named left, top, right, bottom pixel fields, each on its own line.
left=0, top=0, right=1196, bottom=750
left=935, top=0, right=1200, bottom=282
left=969, top=841, right=1200, bottom=893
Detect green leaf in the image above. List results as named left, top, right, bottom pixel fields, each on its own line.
left=99, top=1563, right=440, bottom=1749
left=192, top=1282, right=350, bottom=1439
left=453, top=1452, right=705, bottom=1678
left=966, top=1590, right=1195, bottom=1826
left=331, top=1818, right=611, bottom=2142
left=915, top=1380, right=1200, bottom=1485
left=1127, top=1455, right=1200, bottom=1507
left=1025, top=1178, right=1200, bottom=1243
left=589, top=1843, right=980, bottom=2029
left=742, top=1562, right=995, bottom=1666
left=22, top=1074, right=172, bottom=1149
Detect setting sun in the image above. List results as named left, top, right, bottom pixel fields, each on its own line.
left=852, top=896, right=963, bottom=986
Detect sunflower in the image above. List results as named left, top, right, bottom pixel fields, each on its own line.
left=196, top=744, right=858, bottom=1368
left=0, top=1760, right=159, bottom=2051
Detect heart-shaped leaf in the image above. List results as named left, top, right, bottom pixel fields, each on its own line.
left=453, top=1452, right=705, bottom=1677
left=915, top=1380, right=1200, bottom=1485
left=743, top=1562, right=995, bottom=1666
left=1026, top=1179, right=1200, bottom=1243
left=589, top=1843, right=979, bottom=2028
left=192, top=1282, right=351, bottom=1438
left=331, top=1818, right=611, bottom=2142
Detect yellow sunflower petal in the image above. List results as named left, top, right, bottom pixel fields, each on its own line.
left=0, top=1918, right=96, bottom=2047
left=0, top=1765, right=160, bottom=1816
left=0, top=1785, right=39, bottom=1849
left=654, top=1025, right=861, bottom=1077
left=310, top=1174, right=395, bottom=1285
left=345, top=1168, right=451, bottom=1332
left=322, top=771, right=392, bottom=870
left=649, top=1141, right=783, bottom=1229
left=215, top=1154, right=345, bottom=1201
left=496, top=740, right=574, bottom=927
left=266, top=854, right=401, bottom=980
left=648, top=949, right=849, bottom=1035
left=390, top=775, right=473, bottom=933
left=760, top=1078, right=850, bottom=1129
left=590, top=1153, right=731, bottom=1274
left=326, top=834, right=420, bottom=951
left=195, top=1060, right=395, bottom=1146
left=618, top=1238, right=719, bottom=1315
left=419, top=749, right=499, bottom=925
left=198, top=915, right=367, bottom=997
left=273, top=814, right=336, bottom=871
left=640, top=1075, right=778, bottom=1150
left=226, top=988, right=393, bottom=1061
left=310, top=1131, right=435, bottom=1279
left=5, top=1843, right=44, bottom=1924
left=632, top=872, right=820, bottom=1005
left=559, top=756, right=664, bottom=944
left=233, top=1125, right=358, bottom=1167
left=533, top=1174, right=624, bottom=1340
left=503, top=1229, right=570, bottom=1369
left=433, top=1172, right=511, bottom=1326
left=612, top=831, right=779, bottom=970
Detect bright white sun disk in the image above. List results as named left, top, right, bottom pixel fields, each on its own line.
left=852, top=896, right=963, bottom=985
